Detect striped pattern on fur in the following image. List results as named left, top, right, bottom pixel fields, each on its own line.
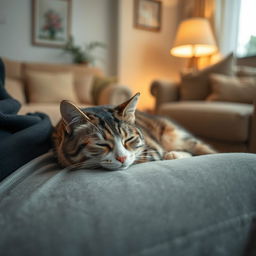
left=52, top=93, right=216, bottom=170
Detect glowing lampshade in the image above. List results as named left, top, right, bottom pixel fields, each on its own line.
left=170, top=18, right=217, bottom=58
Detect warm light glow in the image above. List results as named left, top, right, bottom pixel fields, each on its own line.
left=170, top=44, right=217, bottom=57
left=170, top=18, right=217, bottom=58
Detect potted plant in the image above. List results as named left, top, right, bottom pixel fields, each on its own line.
left=63, top=36, right=106, bottom=65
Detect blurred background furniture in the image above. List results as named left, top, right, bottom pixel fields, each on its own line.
left=3, top=58, right=132, bottom=125
left=151, top=54, right=256, bottom=153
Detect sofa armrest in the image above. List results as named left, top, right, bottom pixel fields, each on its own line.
left=150, top=79, right=179, bottom=111
left=97, top=84, right=132, bottom=106
left=249, top=101, right=256, bottom=153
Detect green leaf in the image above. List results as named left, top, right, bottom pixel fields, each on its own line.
left=63, top=36, right=106, bottom=64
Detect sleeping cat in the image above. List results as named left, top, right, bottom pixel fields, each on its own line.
left=52, top=93, right=216, bottom=170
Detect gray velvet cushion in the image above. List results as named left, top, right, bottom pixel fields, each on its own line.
left=0, top=152, right=256, bottom=256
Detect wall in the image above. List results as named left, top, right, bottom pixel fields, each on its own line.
left=0, top=0, right=184, bottom=109
left=118, top=0, right=183, bottom=110
left=0, top=0, right=118, bottom=75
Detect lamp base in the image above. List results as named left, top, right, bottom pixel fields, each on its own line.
left=187, top=56, right=199, bottom=70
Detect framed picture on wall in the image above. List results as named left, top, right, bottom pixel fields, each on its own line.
left=32, top=0, right=71, bottom=48
left=134, top=0, right=162, bottom=32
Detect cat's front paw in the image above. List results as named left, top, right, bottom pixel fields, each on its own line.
left=164, top=151, right=192, bottom=160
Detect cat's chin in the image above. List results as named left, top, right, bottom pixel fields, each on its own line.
left=119, top=165, right=130, bottom=170
left=101, top=163, right=131, bottom=171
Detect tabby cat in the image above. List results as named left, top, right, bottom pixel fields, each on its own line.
left=52, top=93, right=216, bottom=170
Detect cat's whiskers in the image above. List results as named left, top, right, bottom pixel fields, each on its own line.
left=137, top=154, right=151, bottom=157
left=53, top=95, right=216, bottom=171
left=136, top=156, right=153, bottom=160
left=68, top=158, right=101, bottom=170
left=138, top=151, right=157, bottom=156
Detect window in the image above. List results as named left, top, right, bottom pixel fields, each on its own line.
left=236, top=0, right=256, bottom=57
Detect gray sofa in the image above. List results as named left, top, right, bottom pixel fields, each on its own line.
left=0, top=152, right=256, bottom=256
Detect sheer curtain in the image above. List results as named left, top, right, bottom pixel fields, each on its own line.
left=214, top=0, right=241, bottom=55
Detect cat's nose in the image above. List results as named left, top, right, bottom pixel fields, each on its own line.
left=116, top=155, right=127, bottom=163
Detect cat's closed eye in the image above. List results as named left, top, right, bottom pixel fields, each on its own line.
left=96, top=143, right=111, bottom=150
left=124, top=136, right=141, bottom=148
left=124, top=137, right=134, bottom=143
left=87, top=143, right=109, bottom=156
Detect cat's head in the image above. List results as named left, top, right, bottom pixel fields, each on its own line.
left=59, top=93, right=144, bottom=170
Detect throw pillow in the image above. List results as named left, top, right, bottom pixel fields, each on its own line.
left=26, top=71, right=78, bottom=103
left=207, top=73, right=256, bottom=104
left=235, top=65, right=256, bottom=78
left=74, top=74, right=94, bottom=104
left=5, top=78, right=26, bottom=104
left=92, top=76, right=117, bottom=104
left=180, top=53, right=234, bottom=100
left=2, top=58, right=23, bottom=80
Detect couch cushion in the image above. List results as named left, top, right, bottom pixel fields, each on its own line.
left=2, top=58, right=23, bottom=80
left=5, top=78, right=26, bottom=104
left=92, top=76, right=117, bottom=104
left=208, top=74, right=256, bottom=104
left=1, top=152, right=256, bottom=256
left=19, top=103, right=91, bottom=126
left=23, top=62, right=103, bottom=82
left=18, top=104, right=61, bottom=126
left=74, top=73, right=94, bottom=104
left=200, top=137, right=248, bottom=153
left=158, top=101, right=253, bottom=142
left=26, top=71, right=78, bottom=104
left=235, top=65, right=256, bottom=77
left=180, top=53, right=234, bottom=100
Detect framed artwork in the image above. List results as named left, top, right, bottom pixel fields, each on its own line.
left=32, top=0, right=71, bottom=48
left=134, top=0, right=162, bottom=32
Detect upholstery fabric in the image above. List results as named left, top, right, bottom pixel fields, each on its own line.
left=0, top=58, right=53, bottom=181
left=1, top=58, right=132, bottom=121
left=97, top=84, right=132, bottom=106
left=0, top=152, right=256, bottom=256
left=5, top=78, right=26, bottom=104
left=151, top=80, right=179, bottom=109
left=74, top=74, right=94, bottom=104
left=180, top=53, right=234, bottom=100
left=2, top=57, right=23, bottom=80
left=150, top=55, right=256, bottom=153
left=26, top=71, right=78, bottom=103
left=201, top=137, right=248, bottom=153
left=235, top=65, right=256, bottom=77
left=18, top=103, right=90, bottom=126
left=208, top=74, right=256, bottom=103
left=23, top=62, right=103, bottom=81
left=92, top=76, right=117, bottom=104
left=158, top=101, right=253, bottom=142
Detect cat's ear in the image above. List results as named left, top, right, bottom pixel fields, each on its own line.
left=114, top=93, right=140, bottom=123
left=60, top=100, right=90, bottom=134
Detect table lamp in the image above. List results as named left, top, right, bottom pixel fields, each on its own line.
left=170, top=17, right=217, bottom=70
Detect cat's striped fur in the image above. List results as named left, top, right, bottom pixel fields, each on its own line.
left=52, top=93, right=216, bottom=170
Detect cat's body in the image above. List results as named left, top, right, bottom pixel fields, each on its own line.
left=52, top=93, right=216, bottom=170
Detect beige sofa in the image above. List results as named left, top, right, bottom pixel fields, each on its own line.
left=3, top=58, right=132, bottom=125
left=151, top=55, right=256, bottom=153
